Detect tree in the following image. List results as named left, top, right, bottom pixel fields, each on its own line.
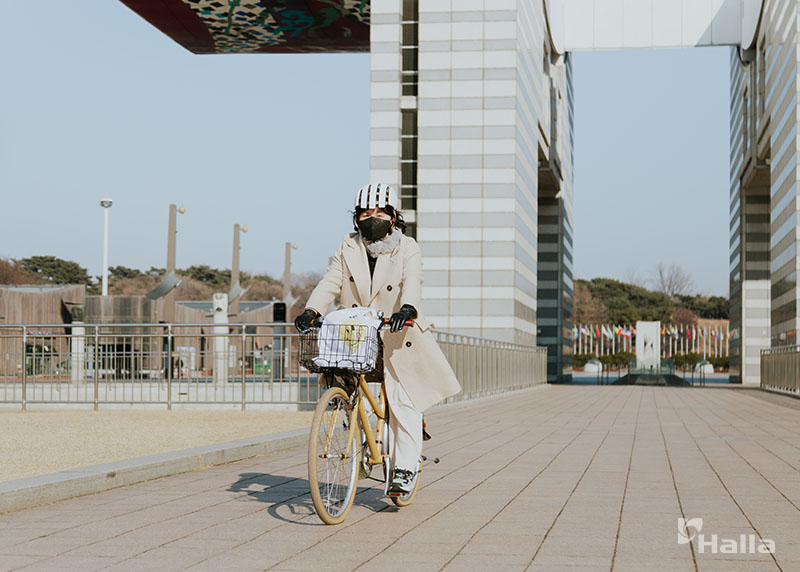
left=675, top=294, right=729, bottom=319
left=579, top=278, right=673, bottom=323
left=672, top=307, right=698, bottom=327
left=108, top=266, right=142, bottom=281
left=180, top=265, right=229, bottom=289
left=290, top=272, right=324, bottom=317
left=573, top=281, right=609, bottom=323
left=623, top=268, right=648, bottom=288
left=653, top=263, right=693, bottom=297
left=0, top=259, right=47, bottom=285
left=19, top=256, right=92, bottom=286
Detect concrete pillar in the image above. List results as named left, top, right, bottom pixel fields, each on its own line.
left=212, top=293, right=228, bottom=386
left=70, top=323, right=85, bottom=383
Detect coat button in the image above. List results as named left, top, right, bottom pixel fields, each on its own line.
left=349, top=276, right=354, bottom=282
left=387, top=285, right=393, bottom=291
left=352, top=304, right=358, bottom=308
left=405, top=341, right=412, bottom=347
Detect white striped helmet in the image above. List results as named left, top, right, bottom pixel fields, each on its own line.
left=354, top=183, right=399, bottom=210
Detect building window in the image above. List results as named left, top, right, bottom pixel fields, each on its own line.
left=401, top=0, right=418, bottom=97
left=400, top=109, right=418, bottom=216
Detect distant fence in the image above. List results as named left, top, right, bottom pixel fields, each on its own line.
left=0, top=323, right=547, bottom=410
left=760, top=346, right=800, bottom=395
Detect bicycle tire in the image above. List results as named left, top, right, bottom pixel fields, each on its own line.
left=308, top=386, right=360, bottom=525
left=391, top=453, right=421, bottom=507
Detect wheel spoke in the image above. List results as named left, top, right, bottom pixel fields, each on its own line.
left=308, top=386, right=360, bottom=524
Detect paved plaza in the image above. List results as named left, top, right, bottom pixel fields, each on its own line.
left=0, top=385, right=799, bottom=571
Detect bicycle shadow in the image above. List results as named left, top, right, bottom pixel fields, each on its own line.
left=228, top=472, right=395, bottom=526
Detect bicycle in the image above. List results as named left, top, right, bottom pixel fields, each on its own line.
left=298, top=312, right=421, bottom=525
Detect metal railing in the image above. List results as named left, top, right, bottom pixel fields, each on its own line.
left=0, top=323, right=547, bottom=410
left=434, top=331, right=547, bottom=402
left=760, top=346, right=800, bottom=395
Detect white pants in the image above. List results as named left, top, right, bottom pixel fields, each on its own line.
left=384, top=367, right=423, bottom=472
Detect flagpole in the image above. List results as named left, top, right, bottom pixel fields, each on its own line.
left=726, top=324, right=729, bottom=357
left=703, top=327, right=707, bottom=359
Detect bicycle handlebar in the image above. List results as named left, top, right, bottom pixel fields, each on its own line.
left=307, top=317, right=414, bottom=329
left=381, top=318, right=415, bottom=329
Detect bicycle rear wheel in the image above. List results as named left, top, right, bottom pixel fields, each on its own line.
left=391, top=453, right=421, bottom=507
left=381, top=403, right=422, bottom=507
left=308, top=386, right=359, bottom=525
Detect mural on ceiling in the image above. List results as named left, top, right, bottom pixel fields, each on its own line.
left=120, top=0, right=370, bottom=54
left=185, top=0, right=369, bottom=52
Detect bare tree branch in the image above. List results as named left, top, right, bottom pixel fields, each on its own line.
left=653, top=263, right=693, bottom=298
left=623, top=268, right=649, bottom=288
left=573, top=282, right=609, bottom=323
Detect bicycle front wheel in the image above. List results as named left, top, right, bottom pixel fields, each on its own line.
left=308, top=386, right=360, bottom=525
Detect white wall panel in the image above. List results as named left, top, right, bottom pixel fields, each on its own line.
left=682, top=0, right=713, bottom=45
left=595, top=0, right=624, bottom=49
left=652, top=0, right=682, bottom=46
left=549, top=0, right=762, bottom=51
left=622, top=0, right=653, bottom=47
left=711, top=0, right=741, bottom=45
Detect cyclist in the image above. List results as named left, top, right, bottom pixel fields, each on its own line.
left=295, top=183, right=461, bottom=495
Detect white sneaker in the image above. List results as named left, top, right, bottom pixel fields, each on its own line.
left=388, top=468, right=415, bottom=495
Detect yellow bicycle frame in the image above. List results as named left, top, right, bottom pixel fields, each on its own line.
left=325, top=375, right=388, bottom=468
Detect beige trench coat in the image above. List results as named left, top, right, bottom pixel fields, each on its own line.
left=305, top=232, right=461, bottom=411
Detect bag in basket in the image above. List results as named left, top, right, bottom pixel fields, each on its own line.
left=313, top=307, right=381, bottom=370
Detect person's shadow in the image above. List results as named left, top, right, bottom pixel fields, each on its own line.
left=228, top=472, right=394, bottom=525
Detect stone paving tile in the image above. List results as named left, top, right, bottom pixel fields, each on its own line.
left=2, top=386, right=799, bottom=571
left=15, top=555, right=124, bottom=572
left=0, top=556, right=46, bottom=572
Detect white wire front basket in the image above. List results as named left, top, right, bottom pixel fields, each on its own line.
left=299, top=323, right=380, bottom=375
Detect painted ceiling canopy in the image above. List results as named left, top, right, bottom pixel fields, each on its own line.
left=120, top=0, right=370, bottom=54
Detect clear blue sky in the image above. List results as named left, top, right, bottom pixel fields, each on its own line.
left=0, top=1, right=730, bottom=295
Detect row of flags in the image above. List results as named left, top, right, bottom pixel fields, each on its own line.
left=572, top=324, right=730, bottom=341
left=574, top=325, right=635, bottom=340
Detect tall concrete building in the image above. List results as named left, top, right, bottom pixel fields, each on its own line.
left=728, top=0, right=799, bottom=383
left=124, top=0, right=776, bottom=384
left=369, top=0, right=575, bottom=383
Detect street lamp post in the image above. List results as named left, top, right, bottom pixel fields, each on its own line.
left=163, top=204, right=185, bottom=323
left=99, top=199, right=113, bottom=296
left=283, top=242, right=298, bottom=305
left=273, top=242, right=297, bottom=384
left=230, top=223, right=247, bottom=318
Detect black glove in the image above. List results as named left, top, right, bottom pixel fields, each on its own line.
left=294, top=309, right=319, bottom=332
left=389, top=304, right=417, bottom=333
